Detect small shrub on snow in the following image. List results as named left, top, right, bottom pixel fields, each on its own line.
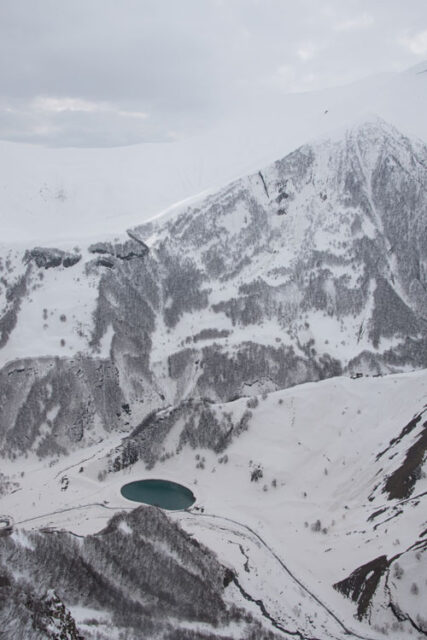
left=196, top=457, right=205, bottom=470
left=311, top=519, right=322, bottom=532
left=393, top=563, right=404, bottom=580
left=250, top=465, right=263, bottom=482
left=246, top=396, right=259, bottom=409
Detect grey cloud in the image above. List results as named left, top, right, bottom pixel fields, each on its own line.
left=1, top=0, right=427, bottom=146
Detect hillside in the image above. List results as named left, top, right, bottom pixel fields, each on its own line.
left=0, top=370, right=426, bottom=638
left=0, top=116, right=426, bottom=639
left=1, top=117, right=426, bottom=458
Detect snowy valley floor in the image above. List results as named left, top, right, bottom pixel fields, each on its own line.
left=1, top=370, right=427, bottom=639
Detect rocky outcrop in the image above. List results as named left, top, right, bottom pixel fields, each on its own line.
left=24, top=247, right=81, bottom=269
left=107, top=396, right=252, bottom=471
left=0, top=269, right=29, bottom=349
left=88, top=237, right=149, bottom=261
left=334, top=540, right=427, bottom=635
left=0, top=356, right=125, bottom=458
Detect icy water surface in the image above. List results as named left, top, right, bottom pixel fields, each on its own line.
left=121, top=479, right=195, bottom=510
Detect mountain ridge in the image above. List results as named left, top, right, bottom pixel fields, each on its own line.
left=0, top=116, right=426, bottom=462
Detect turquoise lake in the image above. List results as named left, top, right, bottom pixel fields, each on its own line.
left=120, top=479, right=196, bottom=510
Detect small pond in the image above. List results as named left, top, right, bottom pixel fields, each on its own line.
left=120, top=479, right=196, bottom=510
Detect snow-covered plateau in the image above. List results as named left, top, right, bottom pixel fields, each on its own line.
left=0, top=79, right=427, bottom=638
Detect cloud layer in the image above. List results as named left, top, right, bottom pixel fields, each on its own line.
left=1, top=0, right=427, bottom=146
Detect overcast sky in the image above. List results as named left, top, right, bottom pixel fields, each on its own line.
left=1, top=0, right=427, bottom=147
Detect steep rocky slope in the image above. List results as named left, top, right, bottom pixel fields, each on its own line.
left=0, top=117, right=426, bottom=464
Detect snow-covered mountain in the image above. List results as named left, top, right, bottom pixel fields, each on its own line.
left=1, top=117, right=426, bottom=456
left=0, top=115, right=426, bottom=639
left=2, top=61, right=427, bottom=244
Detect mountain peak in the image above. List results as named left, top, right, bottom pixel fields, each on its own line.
left=312, top=113, right=398, bottom=148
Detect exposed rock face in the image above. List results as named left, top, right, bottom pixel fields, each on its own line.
left=25, top=590, right=84, bottom=640
left=24, top=247, right=81, bottom=269
left=334, top=542, right=427, bottom=634
left=382, top=416, right=427, bottom=502
left=88, top=241, right=113, bottom=255
left=0, top=268, right=29, bottom=349
left=334, top=405, right=427, bottom=634
left=0, top=507, right=279, bottom=640
left=0, top=357, right=126, bottom=458
left=89, top=237, right=149, bottom=262
left=334, top=554, right=391, bottom=621
left=1, top=118, right=427, bottom=460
